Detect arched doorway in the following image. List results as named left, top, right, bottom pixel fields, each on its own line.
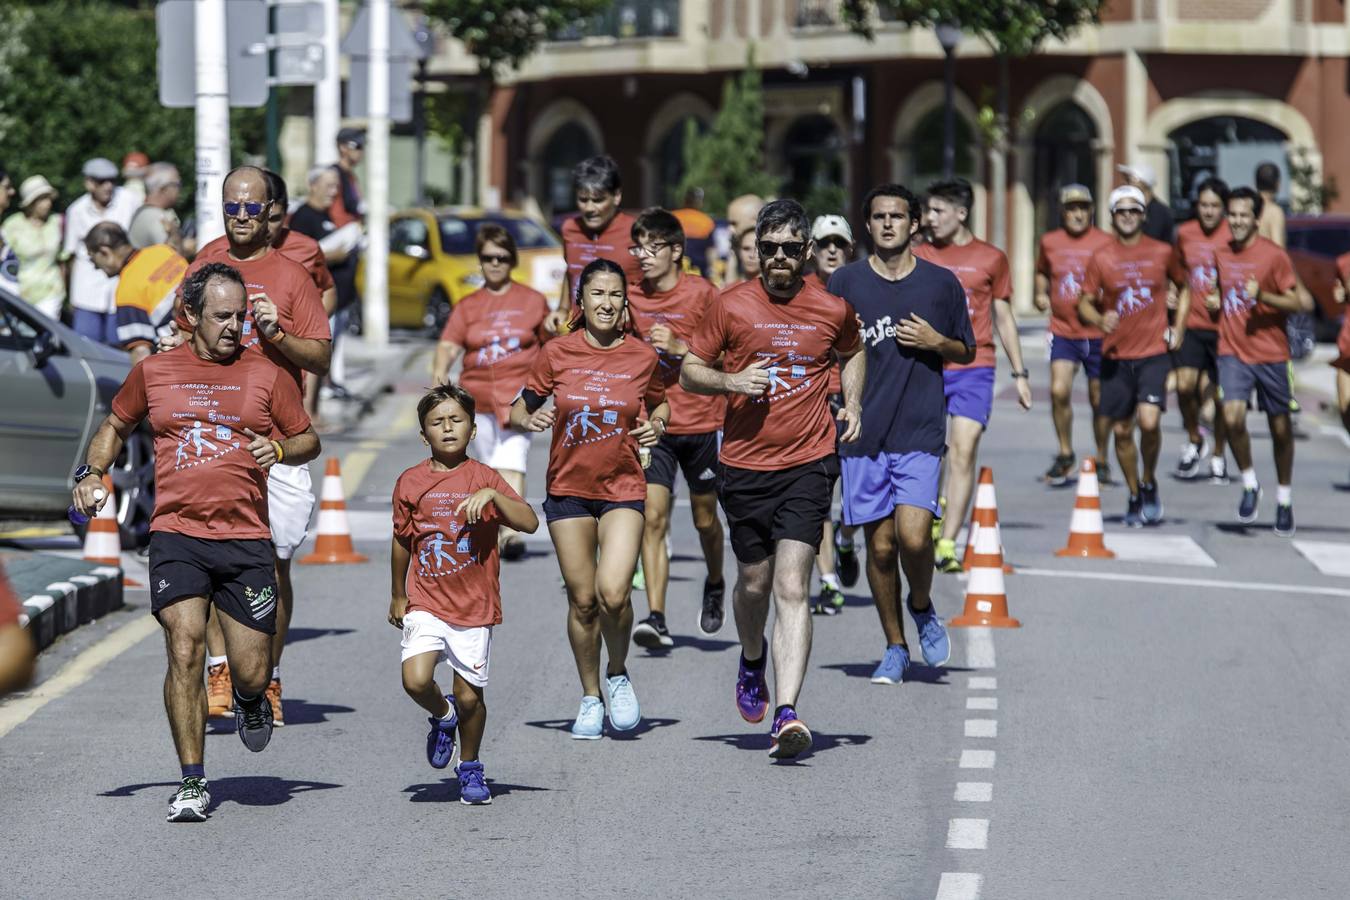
left=909, top=105, right=978, bottom=191
left=782, top=114, right=847, bottom=218
left=540, top=122, right=601, bottom=216
left=1166, top=116, right=1288, bottom=218
left=653, top=117, right=707, bottom=208
left=1032, top=102, right=1098, bottom=237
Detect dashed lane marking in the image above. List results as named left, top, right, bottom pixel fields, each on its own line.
left=968, top=676, right=997, bottom=690
left=1292, top=541, right=1350, bottom=578
left=1097, top=533, right=1216, bottom=567
left=966, top=697, right=998, bottom=710
left=955, top=782, right=993, bottom=802
left=965, top=627, right=995, bottom=669
left=965, top=719, right=998, bottom=738
left=1016, top=567, right=1350, bottom=599
left=959, top=749, right=996, bottom=769
left=935, top=873, right=983, bottom=900
left=946, top=818, right=990, bottom=850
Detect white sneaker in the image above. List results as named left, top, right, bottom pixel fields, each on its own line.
left=167, top=777, right=210, bottom=822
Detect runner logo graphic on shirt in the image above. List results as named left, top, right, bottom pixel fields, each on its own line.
left=1057, top=271, right=1083, bottom=303
left=1190, top=263, right=1217, bottom=295
left=416, top=525, right=474, bottom=579
left=477, top=334, right=522, bottom=366
left=1117, top=283, right=1153, bottom=318
left=1222, top=281, right=1256, bottom=316
left=172, top=419, right=239, bottom=469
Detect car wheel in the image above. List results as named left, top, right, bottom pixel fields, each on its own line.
left=425, top=288, right=452, bottom=337
left=111, top=427, right=155, bottom=549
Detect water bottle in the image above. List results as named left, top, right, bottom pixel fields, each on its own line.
left=68, top=506, right=89, bottom=526
left=638, top=447, right=651, bottom=469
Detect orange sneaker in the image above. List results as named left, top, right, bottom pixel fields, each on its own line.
left=266, top=678, right=284, bottom=726
left=207, top=662, right=233, bottom=718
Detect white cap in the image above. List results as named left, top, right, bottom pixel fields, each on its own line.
left=811, top=215, right=853, bottom=245
left=1116, top=162, right=1157, bottom=188
left=1108, top=185, right=1147, bottom=212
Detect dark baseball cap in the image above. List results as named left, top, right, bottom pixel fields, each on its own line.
left=337, top=127, right=365, bottom=148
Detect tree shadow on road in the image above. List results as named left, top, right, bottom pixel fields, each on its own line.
left=101, top=776, right=340, bottom=810
left=283, top=627, right=356, bottom=646
left=403, top=778, right=550, bottom=803
left=692, top=731, right=871, bottom=763
left=820, top=662, right=971, bottom=685
left=523, top=717, right=680, bottom=740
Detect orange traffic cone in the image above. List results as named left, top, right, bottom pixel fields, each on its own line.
left=961, top=468, right=1014, bottom=574
left=1056, top=458, right=1115, bottom=558
left=299, top=458, right=368, bottom=565
left=82, top=475, right=140, bottom=585
left=951, top=469, right=1021, bottom=628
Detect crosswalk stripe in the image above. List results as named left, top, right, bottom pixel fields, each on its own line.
left=1292, top=540, right=1350, bottom=577
left=1100, top=533, right=1216, bottom=567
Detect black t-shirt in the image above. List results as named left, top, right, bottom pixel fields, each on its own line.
left=829, top=257, right=975, bottom=458
left=1144, top=198, right=1175, bottom=244
left=288, top=203, right=334, bottom=242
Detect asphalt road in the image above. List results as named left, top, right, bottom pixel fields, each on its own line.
left=3, top=342, right=1349, bottom=899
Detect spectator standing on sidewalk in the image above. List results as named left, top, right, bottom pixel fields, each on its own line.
left=86, top=222, right=187, bottom=364
left=0, top=166, right=17, bottom=295
left=128, top=162, right=184, bottom=254
left=63, top=157, right=137, bottom=343
left=2, top=176, right=64, bottom=320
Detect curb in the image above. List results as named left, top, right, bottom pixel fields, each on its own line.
left=17, top=565, right=123, bottom=653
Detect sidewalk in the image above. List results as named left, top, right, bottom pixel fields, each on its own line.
left=1, top=550, right=123, bottom=651
left=312, top=332, right=424, bottom=432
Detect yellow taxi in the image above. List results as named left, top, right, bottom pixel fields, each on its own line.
left=359, top=207, right=567, bottom=332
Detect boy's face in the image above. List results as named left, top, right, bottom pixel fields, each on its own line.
left=633, top=230, right=681, bottom=282
left=421, top=399, right=476, bottom=457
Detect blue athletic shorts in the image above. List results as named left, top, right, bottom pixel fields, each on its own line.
left=840, top=451, right=942, bottom=527
left=943, top=366, right=996, bottom=428
left=1049, top=335, right=1103, bottom=380
left=1217, top=355, right=1294, bottom=414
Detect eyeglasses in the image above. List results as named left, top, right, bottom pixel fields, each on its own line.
left=628, top=242, right=671, bottom=258
left=479, top=254, right=512, bottom=265
left=224, top=200, right=270, bottom=219
left=758, top=240, right=805, bottom=259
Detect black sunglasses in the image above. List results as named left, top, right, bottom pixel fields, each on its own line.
left=758, top=240, right=806, bottom=259
left=479, top=253, right=512, bottom=265
left=817, top=237, right=851, bottom=251
left=224, top=200, right=270, bottom=219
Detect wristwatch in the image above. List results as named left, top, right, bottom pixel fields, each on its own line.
left=73, top=464, right=104, bottom=483
left=1010, top=369, right=1029, bottom=379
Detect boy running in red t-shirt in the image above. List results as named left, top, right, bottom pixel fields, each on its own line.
left=390, top=385, right=539, bottom=805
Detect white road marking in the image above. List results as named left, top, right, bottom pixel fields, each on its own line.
left=968, top=676, right=997, bottom=690
left=1016, top=567, right=1350, bottom=599
left=965, top=626, right=996, bottom=669
left=946, top=818, right=990, bottom=850
left=955, top=782, right=993, bottom=802
left=1321, top=423, right=1350, bottom=449
left=966, top=697, right=998, bottom=710
left=936, top=873, right=983, bottom=900
left=959, top=749, right=996, bottom=769
left=1097, top=532, right=1216, bottom=567
left=965, top=719, right=998, bottom=738
left=1292, top=540, right=1350, bottom=577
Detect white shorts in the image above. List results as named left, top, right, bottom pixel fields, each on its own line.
left=472, top=414, right=530, bottom=474
left=400, top=610, right=492, bottom=687
left=269, top=462, right=315, bottom=560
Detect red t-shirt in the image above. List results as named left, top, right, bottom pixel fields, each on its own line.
left=1333, top=252, right=1350, bottom=362
left=199, top=232, right=334, bottom=294
left=1083, top=237, right=1179, bottom=360
left=180, top=246, right=332, bottom=394
left=628, top=274, right=726, bottom=435
left=1036, top=227, right=1113, bottom=340
left=1173, top=219, right=1231, bottom=332
left=688, top=277, right=861, bottom=471
left=914, top=238, right=1012, bottom=370
left=1214, top=237, right=1298, bottom=365
left=111, top=343, right=311, bottom=540
left=561, top=212, right=643, bottom=300
left=441, top=282, right=551, bottom=426
left=524, top=329, right=664, bottom=502
left=392, top=458, right=522, bottom=628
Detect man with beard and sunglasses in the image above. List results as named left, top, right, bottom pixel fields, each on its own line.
left=682, top=200, right=864, bottom=760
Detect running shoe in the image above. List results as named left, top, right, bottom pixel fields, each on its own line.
left=768, top=707, right=812, bottom=759
left=426, top=696, right=458, bottom=769
left=166, top=777, right=210, bottom=823
left=813, top=580, right=843, bottom=616
left=736, top=653, right=769, bottom=724
left=571, top=696, right=604, bottom=740
left=699, top=579, right=725, bottom=635
left=631, top=559, right=646, bottom=593
left=931, top=498, right=945, bottom=543
left=1096, top=460, right=1116, bottom=486
left=500, top=536, right=526, bottom=561
left=1139, top=482, right=1163, bottom=524
left=1238, top=486, right=1262, bottom=524
left=1175, top=441, right=1204, bottom=479
left=456, top=761, right=492, bottom=805
left=935, top=538, right=963, bottom=573
left=1045, top=453, right=1076, bottom=487
left=206, top=662, right=233, bottom=719
left=909, top=597, right=951, bottom=667
left=265, top=677, right=284, bottom=727
left=633, top=613, right=674, bottom=649
left=1274, top=503, right=1295, bottom=537
left=1209, top=457, right=1230, bottom=485
left=605, top=673, right=641, bottom=731
left=1123, top=495, right=1144, bottom=528
left=234, top=691, right=274, bottom=753
left=834, top=522, right=860, bottom=588
left=870, top=644, right=909, bottom=685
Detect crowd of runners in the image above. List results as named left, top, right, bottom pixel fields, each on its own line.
left=63, top=152, right=1350, bottom=821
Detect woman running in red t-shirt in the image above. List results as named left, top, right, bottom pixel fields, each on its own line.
left=510, top=258, right=669, bottom=740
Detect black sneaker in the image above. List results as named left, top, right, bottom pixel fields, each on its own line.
left=633, top=613, right=673, bottom=649
left=812, top=581, right=843, bottom=616
left=698, top=579, right=724, bottom=636
left=1045, top=453, right=1076, bottom=487
left=1096, top=460, right=1117, bottom=486
left=1123, top=495, right=1144, bottom=528
left=235, top=690, right=274, bottom=752
left=834, top=522, right=860, bottom=588
left=1238, top=486, right=1262, bottom=524
left=1274, top=503, right=1295, bottom=537
left=1139, top=482, right=1163, bottom=524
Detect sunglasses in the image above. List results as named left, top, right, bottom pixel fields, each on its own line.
left=817, top=237, right=850, bottom=251
left=1113, top=207, right=1144, bottom=216
left=224, top=200, right=270, bottom=219
left=479, top=254, right=512, bottom=265
left=758, top=240, right=806, bottom=259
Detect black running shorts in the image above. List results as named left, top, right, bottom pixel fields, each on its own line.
left=1100, top=353, right=1171, bottom=420
left=148, top=532, right=278, bottom=634
left=645, top=431, right=719, bottom=494
left=1175, top=328, right=1219, bottom=375
left=717, top=455, right=839, bottom=564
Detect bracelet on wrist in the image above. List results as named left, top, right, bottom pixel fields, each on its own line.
left=271, top=440, right=284, bottom=463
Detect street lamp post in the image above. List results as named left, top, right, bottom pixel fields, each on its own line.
left=936, top=22, right=961, bottom=181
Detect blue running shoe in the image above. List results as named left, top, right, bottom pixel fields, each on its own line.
left=870, top=643, right=910, bottom=685
left=425, top=696, right=458, bottom=769
left=1238, top=486, right=1262, bottom=524
left=605, top=673, right=641, bottom=731
left=736, top=652, right=769, bottom=723
left=1274, top=503, right=1295, bottom=537
left=769, top=707, right=812, bottom=759
left=909, top=598, right=951, bottom=667
left=1139, top=482, right=1163, bottom=524
left=1123, top=495, right=1144, bottom=528
left=456, top=760, right=492, bottom=805
left=571, top=695, right=604, bottom=740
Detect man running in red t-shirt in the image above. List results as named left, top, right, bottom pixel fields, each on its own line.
left=1329, top=252, right=1350, bottom=484
left=549, top=155, right=643, bottom=333
left=1078, top=186, right=1188, bottom=527
left=625, top=209, right=726, bottom=647
left=683, top=200, right=864, bottom=760
left=1214, top=187, right=1309, bottom=535
left=72, top=263, right=320, bottom=822
left=1033, top=184, right=1114, bottom=486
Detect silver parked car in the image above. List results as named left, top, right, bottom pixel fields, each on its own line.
left=0, top=287, right=153, bottom=546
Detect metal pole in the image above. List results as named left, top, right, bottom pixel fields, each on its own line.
left=195, top=0, right=230, bottom=246
left=414, top=56, right=427, bottom=206
left=314, top=0, right=341, bottom=165
left=364, top=0, right=391, bottom=346
left=942, top=45, right=956, bottom=180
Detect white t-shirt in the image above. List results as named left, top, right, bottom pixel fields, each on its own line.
left=63, top=188, right=138, bottom=313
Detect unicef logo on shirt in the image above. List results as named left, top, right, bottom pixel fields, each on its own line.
left=603, top=409, right=618, bottom=425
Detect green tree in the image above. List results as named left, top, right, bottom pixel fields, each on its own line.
left=676, top=56, right=781, bottom=217
left=422, top=0, right=612, bottom=79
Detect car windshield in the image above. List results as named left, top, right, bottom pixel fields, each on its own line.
left=438, top=216, right=559, bottom=256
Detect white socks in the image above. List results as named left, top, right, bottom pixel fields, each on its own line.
left=1241, top=468, right=1259, bottom=490
left=271, top=666, right=281, bottom=681
left=1276, top=485, right=1292, bottom=506
left=206, top=655, right=227, bottom=668
left=821, top=573, right=842, bottom=591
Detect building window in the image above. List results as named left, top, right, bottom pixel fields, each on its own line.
left=541, top=122, right=601, bottom=215
left=655, top=116, right=707, bottom=208
left=1032, top=101, right=1098, bottom=236
left=782, top=114, right=847, bottom=217
left=908, top=106, right=977, bottom=191
left=1167, top=116, right=1288, bottom=218
left=552, top=1, right=682, bottom=40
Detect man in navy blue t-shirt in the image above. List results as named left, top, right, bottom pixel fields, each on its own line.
left=828, top=183, right=976, bottom=686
